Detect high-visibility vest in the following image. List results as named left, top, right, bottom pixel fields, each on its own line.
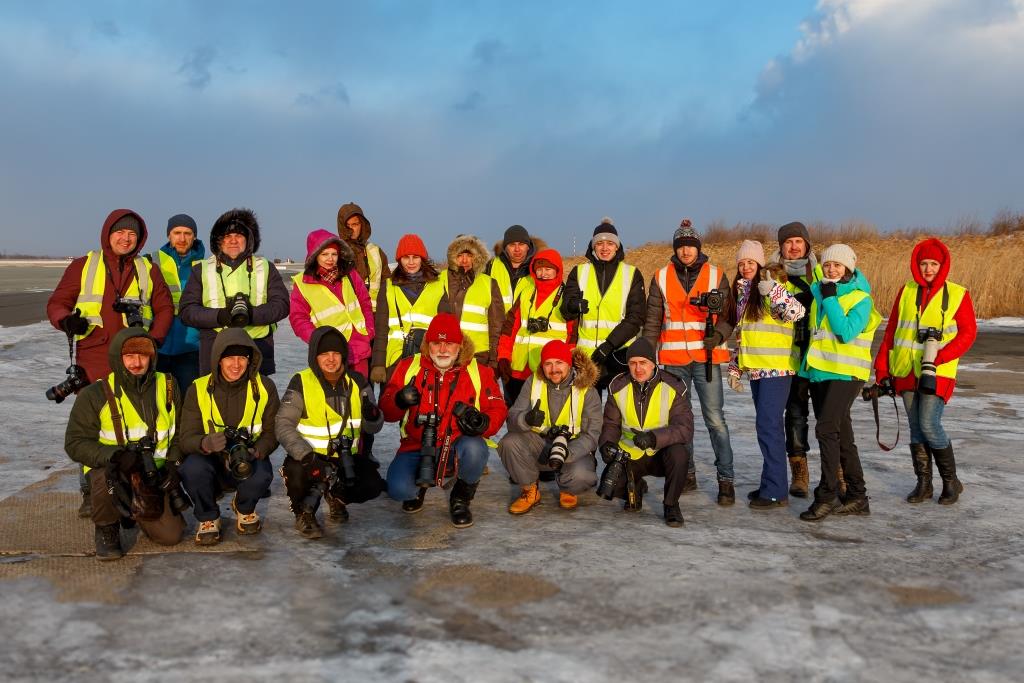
left=655, top=262, right=730, bottom=365
left=384, top=278, right=445, bottom=367
left=153, top=250, right=201, bottom=313
left=292, top=274, right=369, bottom=339
left=489, top=258, right=532, bottom=313
left=574, top=262, right=637, bottom=353
left=94, top=372, right=175, bottom=472
left=888, top=281, right=966, bottom=381
left=398, top=355, right=483, bottom=439
left=295, top=368, right=362, bottom=455
left=199, top=255, right=273, bottom=339
left=738, top=305, right=799, bottom=372
left=612, top=380, right=676, bottom=460
left=193, top=373, right=270, bottom=440
left=440, top=270, right=494, bottom=352
left=74, top=251, right=154, bottom=340
left=806, top=289, right=881, bottom=381
left=511, top=281, right=569, bottom=373
left=528, top=378, right=588, bottom=437
left=365, top=243, right=385, bottom=313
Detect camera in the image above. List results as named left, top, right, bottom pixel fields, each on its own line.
left=689, top=289, right=726, bottom=314
left=113, top=297, right=146, bottom=328
left=452, top=401, right=487, bottom=436
left=222, top=426, right=255, bottom=480
left=916, top=327, right=942, bottom=395
left=539, top=425, right=572, bottom=472
left=597, top=444, right=629, bottom=500
left=229, top=293, right=251, bottom=328
left=46, top=364, right=89, bottom=403
left=415, top=412, right=440, bottom=487
left=793, top=318, right=810, bottom=345
left=329, top=434, right=357, bottom=487
left=300, top=458, right=336, bottom=515
left=526, top=317, right=550, bottom=334
left=861, top=377, right=896, bottom=402
left=401, top=328, right=426, bottom=360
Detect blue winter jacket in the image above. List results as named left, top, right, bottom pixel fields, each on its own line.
left=799, top=269, right=874, bottom=383
left=156, top=239, right=205, bottom=356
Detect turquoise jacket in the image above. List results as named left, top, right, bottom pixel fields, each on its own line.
left=799, top=269, right=874, bottom=383
left=155, top=240, right=205, bottom=356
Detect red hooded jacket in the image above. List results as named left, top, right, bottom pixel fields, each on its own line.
left=874, top=237, right=977, bottom=403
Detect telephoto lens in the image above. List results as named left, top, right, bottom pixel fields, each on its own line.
left=545, top=426, right=572, bottom=472
left=917, top=327, right=942, bottom=395
left=415, top=413, right=439, bottom=487
left=229, top=293, right=251, bottom=327
left=331, top=435, right=357, bottom=487
left=597, top=446, right=628, bottom=500
left=46, top=364, right=89, bottom=403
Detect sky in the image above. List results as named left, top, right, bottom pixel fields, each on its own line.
left=1, top=0, right=1022, bottom=259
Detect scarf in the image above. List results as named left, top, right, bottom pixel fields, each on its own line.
left=317, top=264, right=340, bottom=285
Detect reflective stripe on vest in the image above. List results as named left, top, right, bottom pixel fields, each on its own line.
left=511, top=280, right=569, bottom=373
left=806, top=290, right=881, bottom=380
left=75, top=251, right=154, bottom=340
left=575, top=262, right=636, bottom=352
left=199, top=255, right=273, bottom=339
left=528, top=377, right=587, bottom=437
left=96, top=372, right=175, bottom=467
left=612, top=380, right=675, bottom=460
left=398, top=355, right=482, bottom=438
left=489, top=258, right=531, bottom=313
left=440, top=270, right=494, bottom=352
left=738, top=314, right=798, bottom=372
left=154, top=250, right=202, bottom=313
left=296, top=368, right=362, bottom=455
left=193, top=373, right=269, bottom=439
left=888, top=281, right=966, bottom=381
left=292, top=274, right=369, bottom=338
left=655, top=263, right=730, bottom=365
left=366, top=243, right=384, bottom=314
left=384, top=279, right=445, bottom=367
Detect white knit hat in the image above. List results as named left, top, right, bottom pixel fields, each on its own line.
left=821, top=243, right=857, bottom=273
left=736, top=240, right=765, bottom=267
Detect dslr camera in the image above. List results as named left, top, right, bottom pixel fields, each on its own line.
left=128, top=436, right=191, bottom=515
left=539, top=425, right=572, bottom=472
left=401, top=328, right=426, bottom=359
left=222, top=426, right=255, bottom=480
left=228, top=293, right=251, bottom=328
left=861, top=377, right=896, bottom=402
left=329, top=434, right=357, bottom=487
left=689, top=289, right=726, bottom=314
left=415, top=412, right=440, bottom=487
left=917, top=327, right=943, bottom=395
left=526, top=317, right=550, bottom=334
left=452, top=401, right=488, bottom=435
left=46, top=364, right=89, bottom=403
left=596, top=444, right=629, bottom=500
left=114, top=297, right=146, bottom=328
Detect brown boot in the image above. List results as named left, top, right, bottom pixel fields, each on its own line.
left=508, top=483, right=541, bottom=515
left=836, top=463, right=848, bottom=500
left=716, top=479, right=735, bottom=506
left=788, top=455, right=809, bottom=498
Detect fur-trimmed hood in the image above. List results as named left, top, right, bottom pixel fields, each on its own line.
left=446, top=234, right=491, bottom=274
left=418, top=334, right=477, bottom=369
left=534, top=347, right=599, bottom=390
left=303, top=228, right=356, bottom=274
left=210, top=208, right=261, bottom=257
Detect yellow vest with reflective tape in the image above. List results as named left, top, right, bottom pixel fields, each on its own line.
left=384, top=278, right=445, bottom=367
left=292, top=274, right=369, bottom=339
left=153, top=250, right=201, bottom=313
left=528, top=377, right=587, bottom=437
left=612, top=380, right=675, bottom=460
left=75, top=251, right=154, bottom=340
left=806, top=290, right=881, bottom=381
left=94, top=372, right=175, bottom=472
left=738, top=303, right=798, bottom=372
left=511, top=281, right=568, bottom=373
left=199, top=255, right=273, bottom=339
left=889, top=281, right=966, bottom=380
left=365, top=243, right=385, bottom=314
left=489, top=258, right=531, bottom=313
left=296, top=368, right=362, bottom=456
left=193, top=373, right=270, bottom=439
left=440, top=270, right=494, bottom=352
left=575, top=262, right=636, bottom=353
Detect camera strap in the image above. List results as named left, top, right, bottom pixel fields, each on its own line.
left=101, top=381, right=127, bottom=447
left=870, top=392, right=900, bottom=452
left=914, top=283, right=949, bottom=336
left=529, top=283, right=564, bottom=326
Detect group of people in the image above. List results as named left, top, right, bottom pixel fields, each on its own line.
left=46, top=204, right=977, bottom=559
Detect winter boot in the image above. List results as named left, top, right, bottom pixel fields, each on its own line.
left=664, top=503, right=684, bottom=528
left=932, top=443, right=963, bottom=505
left=324, top=492, right=350, bottom=522
left=94, top=523, right=123, bottom=560
left=232, top=495, right=262, bottom=534
left=682, top=470, right=698, bottom=494
left=788, top=455, right=809, bottom=498
left=449, top=479, right=479, bottom=528
left=402, top=488, right=427, bottom=513
left=906, top=443, right=934, bottom=503
left=799, top=499, right=841, bottom=522
left=508, top=483, right=541, bottom=515
left=295, top=512, right=323, bottom=540
left=717, top=479, right=735, bottom=506
left=558, top=490, right=578, bottom=510
left=835, top=497, right=871, bottom=516
left=836, top=463, right=848, bottom=500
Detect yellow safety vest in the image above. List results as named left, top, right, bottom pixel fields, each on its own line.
left=889, top=281, right=966, bottom=380
left=738, top=305, right=798, bottom=372
left=440, top=270, right=494, bottom=353
left=292, top=274, right=369, bottom=339
left=489, top=258, right=532, bottom=313
left=612, top=380, right=676, bottom=460
left=384, top=278, right=445, bottom=367
left=365, top=243, right=385, bottom=314
left=153, top=250, right=202, bottom=313
left=806, top=290, right=881, bottom=381
left=193, top=373, right=270, bottom=439
left=75, top=251, right=154, bottom=340
left=295, top=368, right=362, bottom=455
left=528, top=378, right=588, bottom=437
left=199, top=255, right=273, bottom=339
left=94, top=372, right=176, bottom=472
left=574, top=262, right=637, bottom=353
left=398, top=355, right=484, bottom=439
left=511, top=281, right=569, bottom=373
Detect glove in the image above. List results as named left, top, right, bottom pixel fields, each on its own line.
left=201, top=432, right=227, bottom=453
left=591, top=341, right=613, bottom=365
left=362, top=397, right=382, bottom=421
left=757, top=278, right=777, bottom=297
left=395, top=383, right=421, bottom=409
left=216, top=307, right=233, bottom=327
left=497, top=358, right=514, bottom=384
left=456, top=404, right=490, bottom=436
left=524, top=399, right=545, bottom=428
left=819, top=281, right=838, bottom=298
left=110, top=448, right=141, bottom=475
left=307, top=454, right=333, bottom=479
left=369, top=366, right=387, bottom=384
left=599, top=442, right=619, bottom=464
left=59, top=309, right=90, bottom=336
left=703, top=330, right=724, bottom=350
left=727, top=362, right=744, bottom=393
left=565, top=297, right=589, bottom=316
left=248, top=446, right=264, bottom=460
left=632, top=430, right=656, bottom=451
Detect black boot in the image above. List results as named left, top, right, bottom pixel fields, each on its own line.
left=717, top=479, right=735, bottom=506
left=664, top=503, right=684, bottom=528
left=906, top=443, right=933, bottom=503
left=449, top=479, right=478, bottom=528
left=799, top=499, right=841, bottom=522
left=835, top=497, right=871, bottom=516
left=402, top=487, right=427, bottom=513
left=94, top=523, right=123, bottom=560
left=294, top=512, right=323, bottom=539
left=932, top=443, right=963, bottom=505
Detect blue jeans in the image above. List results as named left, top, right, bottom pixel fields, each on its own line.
left=179, top=453, right=274, bottom=521
left=386, top=436, right=489, bottom=502
left=664, top=363, right=735, bottom=481
left=902, top=391, right=949, bottom=449
left=750, top=375, right=792, bottom=500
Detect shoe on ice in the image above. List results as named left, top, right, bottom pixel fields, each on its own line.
left=509, top=483, right=541, bottom=515
left=195, top=519, right=222, bottom=546
left=295, top=512, right=323, bottom=540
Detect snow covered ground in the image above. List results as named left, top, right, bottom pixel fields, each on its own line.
left=1, top=322, right=1023, bottom=682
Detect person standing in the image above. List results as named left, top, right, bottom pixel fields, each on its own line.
left=438, top=234, right=505, bottom=368
left=337, top=203, right=388, bottom=313
left=485, top=224, right=540, bottom=313
left=153, top=213, right=206, bottom=392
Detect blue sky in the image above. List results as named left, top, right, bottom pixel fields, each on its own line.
left=1, top=0, right=1022, bottom=259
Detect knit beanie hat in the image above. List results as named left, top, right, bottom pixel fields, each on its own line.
left=540, top=339, right=573, bottom=366
left=315, top=330, right=348, bottom=359
left=503, top=224, right=530, bottom=245
left=395, top=234, right=429, bottom=259
left=166, top=214, right=197, bottom=236
left=425, top=312, right=463, bottom=345
left=626, top=337, right=657, bottom=363
left=591, top=217, right=620, bottom=249
left=110, top=214, right=141, bottom=239
left=221, top=344, right=253, bottom=360
left=672, top=219, right=701, bottom=251
left=917, top=241, right=945, bottom=264
left=777, top=221, right=811, bottom=249
left=121, top=336, right=155, bottom=358
left=821, top=244, right=857, bottom=273
left=736, top=240, right=766, bottom=267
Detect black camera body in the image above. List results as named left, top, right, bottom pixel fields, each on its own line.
left=689, top=289, right=726, bottom=314
left=540, top=425, right=572, bottom=472
left=46, top=364, right=89, bottom=403
left=229, top=293, right=251, bottom=328
left=916, top=327, right=943, bottom=344
left=401, top=328, right=426, bottom=359
left=916, top=327, right=943, bottom=394
left=415, top=412, right=440, bottom=487
left=597, top=444, right=629, bottom=500
left=526, top=317, right=550, bottom=334
left=452, top=401, right=487, bottom=436
left=329, top=434, right=357, bottom=487
left=300, top=458, right=337, bottom=515
left=222, top=426, right=255, bottom=480
left=862, top=377, right=896, bottom=402
left=114, top=297, right=146, bottom=328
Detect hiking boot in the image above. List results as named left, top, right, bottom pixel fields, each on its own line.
left=749, top=496, right=788, bottom=510
left=836, top=463, right=848, bottom=500
left=906, top=443, right=934, bottom=503
left=799, top=499, right=841, bottom=522
left=402, top=488, right=427, bottom=513
left=295, top=512, right=323, bottom=540
left=623, top=478, right=647, bottom=512
left=94, top=523, right=123, bottom=560
left=558, top=491, right=578, bottom=510
left=682, top=470, right=698, bottom=493
left=509, top=483, right=541, bottom=515
left=717, top=479, right=735, bottom=506
left=664, top=503, right=684, bottom=528
left=195, top=519, right=221, bottom=546
left=835, top=497, right=871, bottom=516
left=932, top=443, right=963, bottom=505
left=78, top=491, right=93, bottom=519
left=325, top=492, right=349, bottom=522
left=449, top=479, right=478, bottom=528
left=788, top=455, right=809, bottom=498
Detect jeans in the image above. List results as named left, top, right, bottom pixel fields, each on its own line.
left=179, top=453, right=274, bottom=521
left=751, top=375, right=793, bottom=500
left=386, top=436, right=489, bottom=502
left=664, top=363, right=735, bottom=481
left=901, top=391, right=949, bottom=449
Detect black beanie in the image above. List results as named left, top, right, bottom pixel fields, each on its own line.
left=672, top=219, right=701, bottom=251
left=503, top=224, right=530, bottom=245
left=110, top=215, right=141, bottom=239
left=777, top=221, right=811, bottom=249
left=221, top=344, right=252, bottom=360
left=167, top=213, right=197, bottom=236
left=626, top=337, right=657, bottom=363
left=316, top=330, right=349, bottom=360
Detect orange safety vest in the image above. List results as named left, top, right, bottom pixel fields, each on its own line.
left=655, top=262, right=730, bottom=365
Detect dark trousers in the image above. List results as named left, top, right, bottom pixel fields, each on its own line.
left=503, top=378, right=526, bottom=408
left=156, top=351, right=201, bottom=396
left=594, top=350, right=628, bottom=396
left=88, top=469, right=185, bottom=545
left=604, top=444, right=690, bottom=506
left=751, top=375, right=792, bottom=500
left=179, top=453, right=273, bottom=521
left=785, top=374, right=812, bottom=457
left=809, top=380, right=867, bottom=502
left=281, top=455, right=384, bottom=515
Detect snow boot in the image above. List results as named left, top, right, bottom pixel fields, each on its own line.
left=449, top=479, right=478, bottom=528
left=402, top=487, right=427, bottom=513
left=906, top=443, right=934, bottom=503
left=717, top=479, right=735, bottom=506
left=664, top=503, right=684, bottom=528
left=324, top=492, right=349, bottom=522
left=788, top=455, right=809, bottom=498
left=195, top=519, right=221, bottom=546
left=295, top=512, right=323, bottom=540
left=932, top=443, right=963, bottom=505
left=94, top=523, right=123, bottom=560
left=508, top=483, right=541, bottom=515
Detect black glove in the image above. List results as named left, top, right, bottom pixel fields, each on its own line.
left=395, top=383, right=421, bottom=409
left=632, top=430, right=657, bottom=451
left=456, top=404, right=490, bottom=437
left=59, top=308, right=89, bottom=336
left=497, top=358, right=514, bottom=384
left=524, top=399, right=545, bottom=428
left=362, top=397, right=382, bottom=421
left=565, top=297, right=589, bottom=316
left=216, top=307, right=233, bottom=327
left=819, top=281, right=838, bottom=298
left=591, top=341, right=613, bottom=365
left=599, top=442, right=619, bottom=464
left=109, top=448, right=141, bottom=475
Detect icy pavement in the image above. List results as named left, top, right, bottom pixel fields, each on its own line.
left=1, top=323, right=1023, bottom=682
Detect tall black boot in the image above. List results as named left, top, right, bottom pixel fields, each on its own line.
left=449, top=479, right=478, bottom=528
left=932, top=443, right=963, bottom=505
left=906, top=443, right=933, bottom=503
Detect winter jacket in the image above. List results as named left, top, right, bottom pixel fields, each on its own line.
left=643, top=252, right=735, bottom=354
left=288, top=229, right=375, bottom=367
left=47, top=209, right=175, bottom=385
left=178, top=209, right=290, bottom=376
left=65, top=328, right=182, bottom=470
left=154, top=238, right=206, bottom=357
left=874, top=238, right=977, bottom=402
left=599, top=368, right=694, bottom=451
left=506, top=348, right=602, bottom=463
left=799, top=269, right=876, bottom=383
left=275, top=326, right=383, bottom=461
left=336, top=203, right=388, bottom=306
left=560, top=240, right=646, bottom=351
left=371, top=259, right=442, bottom=371
left=438, top=234, right=505, bottom=367
left=380, top=337, right=507, bottom=454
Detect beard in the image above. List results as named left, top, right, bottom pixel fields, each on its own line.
left=430, top=351, right=456, bottom=369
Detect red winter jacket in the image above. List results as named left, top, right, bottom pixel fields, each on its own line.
left=874, top=238, right=977, bottom=403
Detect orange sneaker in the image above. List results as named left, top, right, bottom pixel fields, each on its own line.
left=508, top=483, right=541, bottom=515
left=558, top=491, right=578, bottom=510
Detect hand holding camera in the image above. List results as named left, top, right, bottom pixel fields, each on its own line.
left=59, top=308, right=90, bottom=336
left=362, top=397, right=382, bottom=421
left=632, top=430, right=656, bottom=451
left=110, top=447, right=141, bottom=475
left=599, top=441, right=619, bottom=464
left=454, top=401, right=489, bottom=436
left=113, top=298, right=146, bottom=328
left=524, top=399, right=546, bottom=428
left=395, top=383, right=421, bottom=409
left=565, top=297, right=589, bottom=316
left=201, top=431, right=227, bottom=454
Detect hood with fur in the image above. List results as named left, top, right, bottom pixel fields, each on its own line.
left=336, top=202, right=373, bottom=245
left=101, top=209, right=148, bottom=260
left=210, top=208, right=261, bottom=258
left=534, top=347, right=599, bottom=389
left=304, top=228, right=356, bottom=274
left=418, top=334, right=477, bottom=369
left=446, top=234, right=491, bottom=275
left=208, top=327, right=264, bottom=390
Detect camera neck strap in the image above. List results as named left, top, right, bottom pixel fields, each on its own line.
left=529, top=283, right=563, bottom=325
left=325, top=376, right=356, bottom=448
left=101, top=381, right=128, bottom=447
left=870, top=391, right=900, bottom=452
left=914, top=283, right=948, bottom=333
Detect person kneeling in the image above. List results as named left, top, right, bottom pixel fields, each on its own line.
left=499, top=340, right=600, bottom=513
left=380, top=313, right=507, bottom=527
left=598, top=338, right=695, bottom=527
left=276, top=327, right=385, bottom=539
left=177, top=329, right=279, bottom=545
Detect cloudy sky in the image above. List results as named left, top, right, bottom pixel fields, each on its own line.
left=1, top=0, right=1022, bottom=259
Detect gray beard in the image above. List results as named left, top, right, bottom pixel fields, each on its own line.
left=431, top=354, right=455, bottom=370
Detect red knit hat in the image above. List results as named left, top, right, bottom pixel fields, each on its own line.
left=917, top=242, right=945, bottom=264
left=425, top=312, right=463, bottom=344
left=540, top=339, right=572, bottom=365
left=395, top=233, right=428, bottom=259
